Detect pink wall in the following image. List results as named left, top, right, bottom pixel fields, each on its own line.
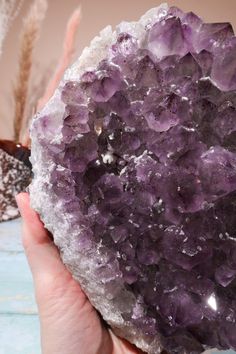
left=1, top=0, right=236, bottom=140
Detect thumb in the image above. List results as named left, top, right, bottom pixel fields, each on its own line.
left=15, top=193, right=70, bottom=288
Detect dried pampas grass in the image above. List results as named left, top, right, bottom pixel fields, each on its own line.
left=13, top=0, right=48, bottom=143
left=0, top=0, right=23, bottom=56
left=37, top=6, right=81, bottom=111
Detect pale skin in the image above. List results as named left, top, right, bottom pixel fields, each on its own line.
left=16, top=193, right=145, bottom=354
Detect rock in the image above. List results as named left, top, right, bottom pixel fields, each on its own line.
left=0, top=143, right=31, bottom=222
left=30, top=4, right=236, bottom=353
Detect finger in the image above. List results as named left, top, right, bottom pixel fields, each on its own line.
left=16, top=193, right=70, bottom=284
left=16, top=192, right=51, bottom=247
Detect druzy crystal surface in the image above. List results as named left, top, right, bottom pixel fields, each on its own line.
left=30, top=4, right=236, bottom=354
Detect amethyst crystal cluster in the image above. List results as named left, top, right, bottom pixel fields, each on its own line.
left=30, top=4, right=236, bottom=353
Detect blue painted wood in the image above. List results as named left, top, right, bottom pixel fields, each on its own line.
left=0, top=315, right=40, bottom=354
left=0, top=218, right=40, bottom=354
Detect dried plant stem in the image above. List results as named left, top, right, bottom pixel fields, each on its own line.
left=37, top=6, right=81, bottom=111
left=0, top=0, right=23, bottom=56
left=13, top=0, right=47, bottom=143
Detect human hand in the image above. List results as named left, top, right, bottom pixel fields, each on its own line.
left=16, top=193, right=145, bottom=354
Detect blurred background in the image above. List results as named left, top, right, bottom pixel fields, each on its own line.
left=1, top=0, right=236, bottom=139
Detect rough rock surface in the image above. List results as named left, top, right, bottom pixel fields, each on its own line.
left=0, top=148, right=31, bottom=221
left=30, top=4, right=236, bottom=353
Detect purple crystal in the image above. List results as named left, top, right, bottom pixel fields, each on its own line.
left=30, top=5, right=236, bottom=354
left=148, top=16, right=189, bottom=58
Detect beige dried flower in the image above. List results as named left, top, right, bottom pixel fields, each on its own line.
left=13, top=0, right=48, bottom=143
left=0, top=0, right=23, bottom=56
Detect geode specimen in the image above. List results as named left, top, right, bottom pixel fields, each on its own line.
left=0, top=141, right=31, bottom=222
left=30, top=4, right=236, bottom=353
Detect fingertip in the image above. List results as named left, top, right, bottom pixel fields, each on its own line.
left=15, top=192, right=30, bottom=217
left=16, top=195, right=68, bottom=288
left=16, top=192, right=50, bottom=248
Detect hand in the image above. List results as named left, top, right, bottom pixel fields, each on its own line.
left=16, top=193, right=145, bottom=354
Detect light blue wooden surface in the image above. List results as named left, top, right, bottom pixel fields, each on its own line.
left=0, top=218, right=40, bottom=354
left=0, top=218, right=235, bottom=354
